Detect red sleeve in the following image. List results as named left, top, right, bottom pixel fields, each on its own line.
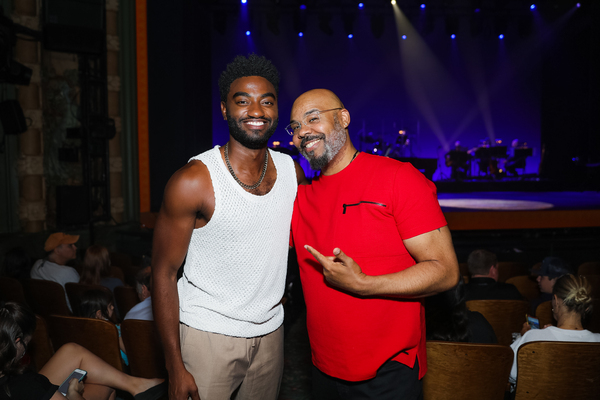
left=392, top=162, right=447, bottom=240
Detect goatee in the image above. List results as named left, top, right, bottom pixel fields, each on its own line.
left=227, top=115, right=278, bottom=150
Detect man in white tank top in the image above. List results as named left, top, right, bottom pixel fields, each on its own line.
left=152, top=54, right=306, bottom=400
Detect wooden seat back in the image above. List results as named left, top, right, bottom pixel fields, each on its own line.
left=506, top=275, right=540, bottom=301
left=121, top=319, right=166, bottom=379
left=47, top=314, right=123, bottom=371
left=466, top=300, right=529, bottom=346
left=515, top=341, right=600, bottom=399
left=423, top=341, right=513, bottom=400
left=23, top=279, right=71, bottom=317
left=114, top=286, right=140, bottom=318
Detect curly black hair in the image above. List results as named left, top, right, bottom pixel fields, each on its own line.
left=218, top=53, right=280, bottom=103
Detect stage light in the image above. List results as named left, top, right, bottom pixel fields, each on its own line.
left=576, top=3, right=581, bottom=7
left=451, top=34, right=456, bottom=39
left=402, top=35, right=407, bottom=40
left=530, top=4, right=536, bottom=10
left=298, top=32, right=303, bottom=37
left=241, top=0, right=247, bottom=3
left=246, top=30, right=251, bottom=36
left=498, top=34, right=504, bottom=39
left=420, top=4, right=426, bottom=8
left=474, top=8, right=480, bottom=12
left=358, top=3, right=364, bottom=8
left=300, top=4, right=306, bottom=10
left=391, top=0, right=396, bottom=5
left=348, top=34, right=353, bottom=38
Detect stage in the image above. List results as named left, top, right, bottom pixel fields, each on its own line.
left=437, top=188, right=600, bottom=231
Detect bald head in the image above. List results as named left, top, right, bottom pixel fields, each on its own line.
left=291, top=89, right=344, bottom=117
left=289, top=89, right=356, bottom=175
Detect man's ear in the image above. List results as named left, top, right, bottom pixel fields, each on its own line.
left=220, top=101, right=227, bottom=120
left=340, top=108, right=351, bottom=128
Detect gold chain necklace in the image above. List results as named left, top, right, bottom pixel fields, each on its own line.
left=224, top=142, right=269, bottom=190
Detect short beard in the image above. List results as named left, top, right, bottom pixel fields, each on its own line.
left=300, top=115, right=347, bottom=170
left=227, top=114, right=278, bottom=150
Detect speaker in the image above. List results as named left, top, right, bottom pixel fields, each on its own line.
left=56, top=185, right=89, bottom=227
left=0, top=100, right=27, bottom=135
left=42, top=0, right=105, bottom=55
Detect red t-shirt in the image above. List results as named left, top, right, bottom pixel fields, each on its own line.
left=291, top=152, right=447, bottom=381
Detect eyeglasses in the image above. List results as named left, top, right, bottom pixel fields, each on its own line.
left=285, top=108, right=342, bottom=136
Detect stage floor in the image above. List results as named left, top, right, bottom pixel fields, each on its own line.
left=439, top=191, right=600, bottom=231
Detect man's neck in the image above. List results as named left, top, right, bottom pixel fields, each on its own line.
left=47, top=253, right=66, bottom=266
left=224, top=140, right=268, bottom=172
left=321, top=142, right=358, bottom=176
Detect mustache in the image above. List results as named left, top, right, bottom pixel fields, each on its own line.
left=300, top=134, right=326, bottom=149
left=241, top=116, right=272, bottom=123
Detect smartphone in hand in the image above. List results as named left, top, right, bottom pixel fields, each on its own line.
left=526, top=314, right=540, bottom=329
left=58, top=369, right=87, bottom=396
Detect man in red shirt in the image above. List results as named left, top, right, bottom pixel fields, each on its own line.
left=289, top=89, right=460, bottom=399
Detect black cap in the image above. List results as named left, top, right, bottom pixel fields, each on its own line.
left=537, top=257, right=572, bottom=279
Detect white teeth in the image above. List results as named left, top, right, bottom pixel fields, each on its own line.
left=246, top=120, right=265, bottom=126
left=306, top=139, right=320, bottom=149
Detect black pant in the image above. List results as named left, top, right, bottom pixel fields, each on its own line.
left=312, top=359, right=423, bottom=400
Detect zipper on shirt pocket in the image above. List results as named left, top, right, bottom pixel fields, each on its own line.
left=342, top=201, right=387, bottom=214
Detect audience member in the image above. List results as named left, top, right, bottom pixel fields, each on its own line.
left=80, top=245, right=124, bottom=293
left=464, top=249, right=522, bottom=301
left=426, top=278, right=497, bottom=343
left=529, top=256, right=573, bottom=316
left=0, top=247, right=31, bottom=281
left=509, top=274, right=600, bottom=386
left=80, top=289, right=129, bottom=367
left=0, top=301, right=166, bottom=400
left=124, top=266, right=153, bottom=321
left=30, top=232, right=80, bottom=308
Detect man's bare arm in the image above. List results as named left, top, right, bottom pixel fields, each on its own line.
left=152, top=163, right=208, bottom=400
left=304, top=226, right=459, bottom=298
left=294, top=160, right=309, bottom=185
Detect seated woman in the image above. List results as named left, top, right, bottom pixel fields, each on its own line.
left=509, top=274, right=600, bottom=385
left=425, top=278, right=497, bottom=343
left=80, top=246, right=124, bottom=294
left=79, top=290, right=128, bottom=367
left=0, top=301, right=165, bottom=400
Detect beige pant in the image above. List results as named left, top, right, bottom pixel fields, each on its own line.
left=180, top=323, right=284, bottom=400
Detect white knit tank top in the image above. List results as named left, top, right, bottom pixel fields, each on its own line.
left=178, top=145, right=297, bottom=337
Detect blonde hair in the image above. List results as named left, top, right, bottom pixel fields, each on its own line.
left=553, top=274, right=594, bottom=319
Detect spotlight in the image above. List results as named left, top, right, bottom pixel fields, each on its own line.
left=498, top=34, right=504, bottom=39
left=451, top=34, right=456, bottom=39
left=530, top=4, right=535, bottom=10
left=402, top=35, right=407, bottom=40
left=420, top=4, right=426, bottom=8
left=391, top=0, right=396, bottom=5
left=246, top=30, right=251, bottom=36
left=342, top=12, right=356, bottom=37
left=358, top=3, right=364, bottom=8
left=241, top=0, right=247, bottom=3
left=298, top=32, right=303, bottom=37
left=576, top=3, right=581, bottom=7
left=300, top=4, right=306, bottom=10
left=348, top=34, right=353, bottom=38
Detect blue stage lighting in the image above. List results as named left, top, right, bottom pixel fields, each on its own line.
left=241, top=0, right=247, bottom=3
left=402, top=35, right=407, bottom=40
left=300, top=4, right=307, bottom=10
left=359, top=3, right=364, bottom=8
left=474, top=8, right=481, bottom=13
left=298, top=32, right=303, bottom=37
left=348, top=34, right=354, bottom=38
left=246, top=30, right=251, bottom=36
left=498, top=34, right=504, bottom=39
left=530, top=4, right=536, bottom=10
left=451, top=34, right=456, bottom=39
left=420, top=4, right=426, bottom=9
left=577, top=2, right=581, bottom=7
